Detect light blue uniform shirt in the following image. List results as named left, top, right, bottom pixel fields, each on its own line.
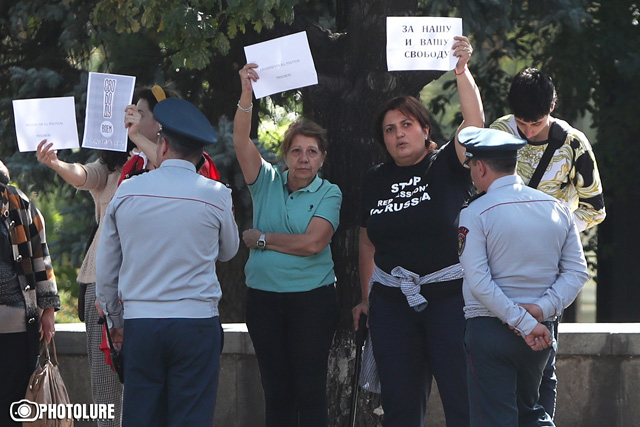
left=458, top=175, right=588, bottom=336
left=245, top=159, right=342, bottom=293
left=96, top=159, right=239, bottom=328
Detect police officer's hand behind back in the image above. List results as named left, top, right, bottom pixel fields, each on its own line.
left=524, top=323, right=552, bottom=351
left=519, top=303, right=544, bottom=322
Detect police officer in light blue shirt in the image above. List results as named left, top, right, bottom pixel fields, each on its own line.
left=97, top=98, right=239, bottom=426
left=457, top=127, right=588, bottom=427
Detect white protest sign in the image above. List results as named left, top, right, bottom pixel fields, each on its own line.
left=12, top=97, right=79, bottom=152
left=82, top=72, right=135, bottom=152
left=244, top=31, right=318, bottom=99
left=387, top=17, right=463, bottom=71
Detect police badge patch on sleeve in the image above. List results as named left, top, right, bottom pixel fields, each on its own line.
left=458, top=226, right=469, bottom=256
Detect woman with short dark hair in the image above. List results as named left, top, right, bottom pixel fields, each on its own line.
left=233, top=63, right=342, bottom=427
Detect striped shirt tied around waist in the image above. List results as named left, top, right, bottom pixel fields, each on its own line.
left=371, top=264, right=463, bottom=312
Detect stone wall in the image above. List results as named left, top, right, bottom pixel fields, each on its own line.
left=54, top=323, right=640, bottom=427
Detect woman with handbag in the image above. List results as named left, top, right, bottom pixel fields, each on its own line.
left=234, top=63, right=342, bottom=427
left=0, top=160, right=60, bottom=426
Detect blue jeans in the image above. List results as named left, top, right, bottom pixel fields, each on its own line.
left=122, top=317, right=222, bottom=427
left=246, top=285, right=338, bottom=427
left=368, top=282, right=469, bottom=427
left=465, top=317, right=554, bottom=427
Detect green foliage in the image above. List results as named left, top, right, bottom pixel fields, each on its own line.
left=257, top=96, right=301, bottom=150
left=90, top=0, right=302, bottom=69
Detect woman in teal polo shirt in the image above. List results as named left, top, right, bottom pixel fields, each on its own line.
left=233, top=63, right=342, bottom=427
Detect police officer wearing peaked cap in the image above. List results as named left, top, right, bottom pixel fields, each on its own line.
left=153, top=97, right=218, bottom=146
left=458, top=126, right=527, bottom=165
left=456, top=125, right=588, bottom=426
left=97, top=96, right=239, bottom=426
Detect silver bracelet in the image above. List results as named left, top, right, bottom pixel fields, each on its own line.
left=237, top=101, right=253, bottom=113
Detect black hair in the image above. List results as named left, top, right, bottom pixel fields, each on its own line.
left=372, top=96, right=437, bottom=161
left=98, top=143, right=133, bottom=171
left=135, top=86, right=181, bottom=113
left=507, top=68, right=558, bottom=122
left=159, top=131, right=203, bottom=162
left=476, top=157, right=517, bottom=174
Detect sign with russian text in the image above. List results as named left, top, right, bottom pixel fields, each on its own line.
left=244, top=31, right=318, bottom=99
left=82, top=72, right=135, bottom=152
left=12, top=96, right=79, bottom=152
left=386, top=17, right=463, bottom=71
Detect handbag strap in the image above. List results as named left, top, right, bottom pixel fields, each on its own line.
left=105, top=324, right=116, bottom=351
left=527, top=121, right=567, bottom=189
left=36, top=337, right=57, bottom=365
left=40, top=337, right=60, bottom=365
left=50, top=337, right=59, bottom=366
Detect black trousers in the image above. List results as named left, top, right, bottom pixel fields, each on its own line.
left=0, top=332, right=31, bottom=427
left=246, top=285, right=338, bottom=427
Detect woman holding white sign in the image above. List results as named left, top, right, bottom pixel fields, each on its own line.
left=234, top=63, right=342, bottom=427
left=351, top=35, right=483, bottom=427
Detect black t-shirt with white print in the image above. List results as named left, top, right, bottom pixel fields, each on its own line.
left=361, top=140, right=472, bottom=277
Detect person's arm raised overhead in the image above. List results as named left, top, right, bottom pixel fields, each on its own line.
left=452, top=36, right=485, bottom=165
left=233, top=63, right=263, bottom=185
left=125, top=104, right=159, bottom=168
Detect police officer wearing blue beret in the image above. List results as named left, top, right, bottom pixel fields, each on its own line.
left=96, top=98, right=239, bottom=426
left=456, top=127, right=589, bottom=426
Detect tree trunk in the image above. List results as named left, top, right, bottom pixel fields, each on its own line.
left=593, top=2, right=640, bottom=322
left=300, top=1, right=444, bottom=424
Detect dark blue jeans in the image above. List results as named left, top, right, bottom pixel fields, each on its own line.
left=246, top=285, right=338, bottom=427
left=122, top=317, right=222, bottom=427
left=368, top=282, right=469, bottom=427
left=465, top=317, right=554, bottom=427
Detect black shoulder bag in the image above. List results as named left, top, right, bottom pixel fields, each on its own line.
left=527, top=121, right=569, bottom=189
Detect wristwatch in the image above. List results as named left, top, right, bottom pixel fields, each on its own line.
left=257, top=233, right=267, bottom=250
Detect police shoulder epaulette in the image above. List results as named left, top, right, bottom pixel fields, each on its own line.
left=461, top=191, right=485, bottom=209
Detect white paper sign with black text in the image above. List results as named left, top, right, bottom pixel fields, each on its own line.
left=387, top=17, right=463, bottom=71
left=244, top=31, right=318, bottom=99
left=82, top=72, right=135, bottom=152
left=12, top=96, right=79, bottom=152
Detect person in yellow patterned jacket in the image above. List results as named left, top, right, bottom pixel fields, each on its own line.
left=490, top=67, right=606, bottom=420
left=490, top=67, right=605, bottom=232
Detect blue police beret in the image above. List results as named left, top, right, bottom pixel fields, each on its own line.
left=458, top=126, right=526, bottom=160
left=154, top=98, right=218, bottom=146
